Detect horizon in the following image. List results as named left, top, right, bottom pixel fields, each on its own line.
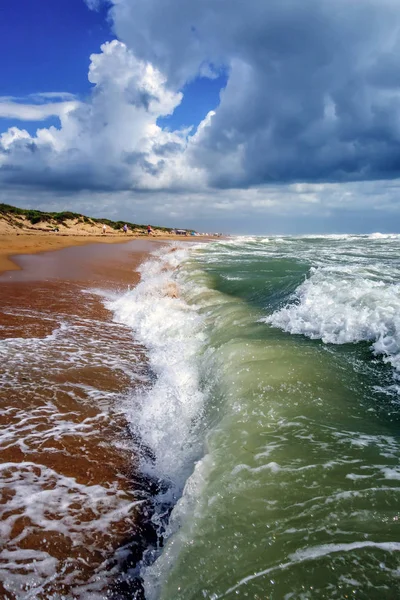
left=1, top=0, right=400, bottom=234
left=5, top=201, right=400, bottom=237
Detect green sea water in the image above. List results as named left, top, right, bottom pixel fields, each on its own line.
left=113, top=235, right=400, bottom=599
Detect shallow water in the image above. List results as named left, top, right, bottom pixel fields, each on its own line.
left=0, top=242, right=155, bottom=598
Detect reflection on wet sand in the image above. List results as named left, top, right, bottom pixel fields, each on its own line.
left=0, top=240, right=158, bottom=598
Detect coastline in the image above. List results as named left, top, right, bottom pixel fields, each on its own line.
left=0, top=238, right=163, bottom=596
left=0, top=232, right=204, bottom=274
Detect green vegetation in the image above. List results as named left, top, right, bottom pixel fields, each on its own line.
left=0, top=203, right=178, bottom=232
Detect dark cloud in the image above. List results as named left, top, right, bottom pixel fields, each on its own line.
left=3, top=0, right=400, bottom=233
left=0, top=159, right=130, bottom=192
left=153, top=141, right=182, bottom=156
left=112, top=0, right=400, bottom=186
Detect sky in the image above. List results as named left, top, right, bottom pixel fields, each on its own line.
left=1, top=0, right=400, bottom=233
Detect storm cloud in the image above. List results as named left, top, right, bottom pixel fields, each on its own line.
left=3, top=0, right=400, bottom=231
left=112, top=0, right=400, bottom=186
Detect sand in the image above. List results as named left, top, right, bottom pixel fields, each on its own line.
left=0, top=238, right=161, bottom=597
left=0, top=220, right=217, bottom=596
left=0, top=232, right=205, bottom=274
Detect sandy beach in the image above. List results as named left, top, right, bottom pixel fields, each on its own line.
left=0, top=238, right=164, bottom=597
left=0, top=232, right=203, bottom=274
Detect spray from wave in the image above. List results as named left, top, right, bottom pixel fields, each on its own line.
left=107, top=245, right=208, bottom=491
left=265, top=264, right=400, bottom=375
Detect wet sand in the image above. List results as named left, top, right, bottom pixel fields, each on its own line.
left=0, top=239, right=162, bottom=597
left=0, top=233, right=142, bottom=274
left=0, top=233, right=212, bottom=274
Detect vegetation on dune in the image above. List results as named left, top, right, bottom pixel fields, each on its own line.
left=0, top=203, right=179, bottom=232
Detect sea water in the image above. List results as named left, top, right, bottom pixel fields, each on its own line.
left=108, top=235, right=400, bottom=599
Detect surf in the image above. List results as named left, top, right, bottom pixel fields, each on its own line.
left=105, top=236, right=400, bottom=599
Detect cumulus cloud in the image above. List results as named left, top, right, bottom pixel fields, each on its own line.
left=0, top=97, right=79, bottom=121
left=3, top=0, right=400, bottom=231
left=108, top=0, right=400, bottom=188
left=0, top=40, right=202, bottom=192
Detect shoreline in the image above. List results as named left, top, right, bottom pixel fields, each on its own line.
left=0, top=238, right=163, bottom=596
left=0, top=232, right=206, bottom=274
left=0, top=236, right=216, bottom=596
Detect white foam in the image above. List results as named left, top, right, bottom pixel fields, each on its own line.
left=289, top=540, right=400, bottom=562
left=0, top=289, right=152, bottom=595
left=223, top=236, right=258, bottom=245
left=381, top=467, right=400, bottom=480
left=0, top=403, right=109, bottom=454
left=221, top=275, right=244, bottom=281
left=265, top=265, right=400, bottom=374
left=0, top=462, right=142, bottom=595
left=298, top=234, right=358, bottom=240
left=368, top=232, right=400, bottom=240
left=107, top=244, right=209, bottom=490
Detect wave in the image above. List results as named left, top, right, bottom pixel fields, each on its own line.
left=367, top=232, right=400, bottom=240
left=107, top=244, right=209, bottom=493
left=104, top=236, right=400, bottom=598
left=265, top=265, right=400, bottom=373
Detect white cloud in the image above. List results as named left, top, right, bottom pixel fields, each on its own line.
left=3, top=0, right=400, bottom=232
left=0, top=99, right=79, bottom=121
left=84, top=0, right=102, bottom=10
left=28, top=92, right=78, bottom=102
left=0, top=40, right=203, bottom=192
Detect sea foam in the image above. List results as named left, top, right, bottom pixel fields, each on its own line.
left=107, top=244, right=208, bottom=493
left=265, top=265, right=400, bottom=374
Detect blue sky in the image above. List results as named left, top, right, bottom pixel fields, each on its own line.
left=0, top=0, right=225, bottom=134
left=1, top=0, right=400, bottom=233
left=0, top=0, right=111, bottom=95
left=157, top=74, right=227, bottom=132
left=0, top=0, right=111, bottom=134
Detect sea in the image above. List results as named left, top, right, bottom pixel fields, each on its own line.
left=1, top=234, right=400, bottom=599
